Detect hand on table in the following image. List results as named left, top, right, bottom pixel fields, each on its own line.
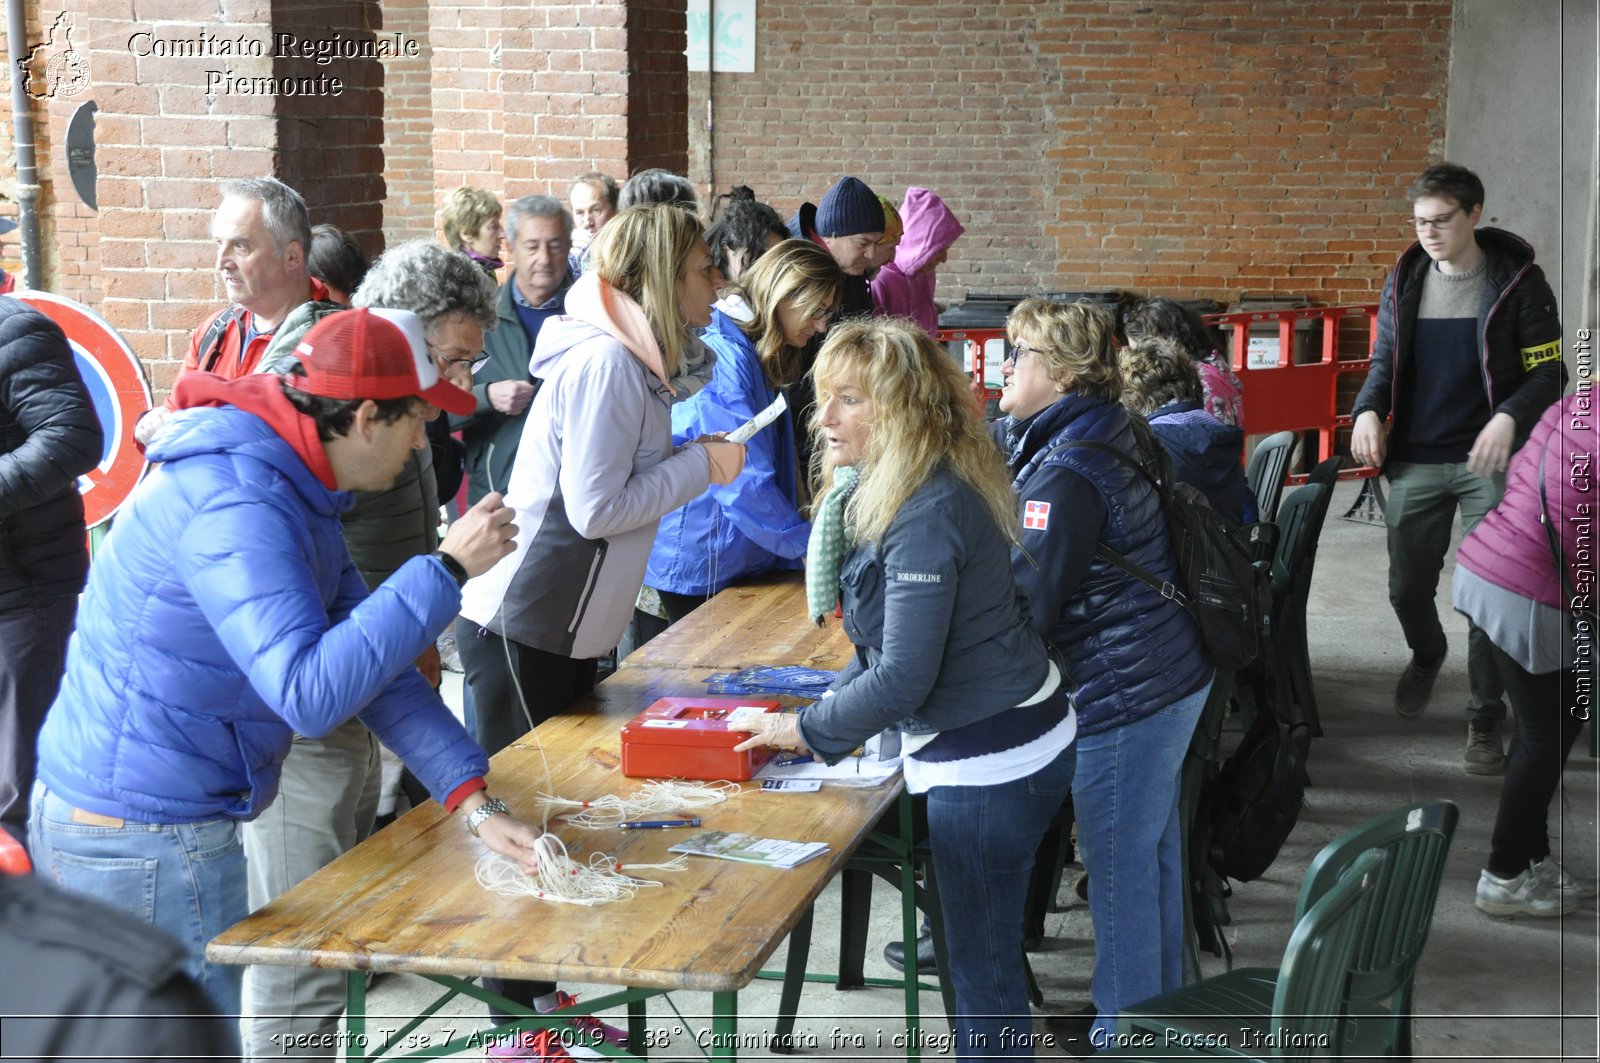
left=732, top=713, right=809, bottom=755
left=459, top=792, right=545, bottom=873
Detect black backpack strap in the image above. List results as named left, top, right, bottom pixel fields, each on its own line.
left=1049, top=436, right=1194, bottom=610
left=197, top=305, right=247, bottom=374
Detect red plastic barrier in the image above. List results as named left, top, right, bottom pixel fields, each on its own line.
left=936, top=327, right=1009, bottom=400
left=1203, top=305, right=1381, bottom=482
left=941, top=307, right=1383, bottom=485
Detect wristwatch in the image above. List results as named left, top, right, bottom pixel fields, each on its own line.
left=463, top=796, right=510, bottom=837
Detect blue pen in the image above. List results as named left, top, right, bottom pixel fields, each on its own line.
left=618, top=817, right=702, bottom=830
left=772, top=753, right=813, bottom=767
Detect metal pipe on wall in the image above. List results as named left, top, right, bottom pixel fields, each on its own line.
left=5, top=0, right=43, bottom=290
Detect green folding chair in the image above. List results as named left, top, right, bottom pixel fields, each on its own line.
left=1101, top=847, right=1385, bottom=1060
left=1118, top=801, right=1457, bottom=1059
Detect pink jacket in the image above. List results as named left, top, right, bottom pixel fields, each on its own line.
left=870, top=187, right=964, bottom=333
left=1456, top=392, right=1596, bottom=608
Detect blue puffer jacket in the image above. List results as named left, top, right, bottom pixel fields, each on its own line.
left=1147, top=400, right=1257, bottom=523
left=646, top=302, right=808, bottom=595
left=36, top=399, right=487, bottom=824
left=1003, top=394, right=1209, bottom=736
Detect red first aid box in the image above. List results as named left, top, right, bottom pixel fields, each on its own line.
left=619, top=697, right=783, bottom=781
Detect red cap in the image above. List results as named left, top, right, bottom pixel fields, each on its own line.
left=292, top=308, right=476, bottom=417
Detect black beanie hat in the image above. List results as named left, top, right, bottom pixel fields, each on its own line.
left=815, top=176, right=885, bottom=238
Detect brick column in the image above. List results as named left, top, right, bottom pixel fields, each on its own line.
left=90, top=3, right=386, bottom=400
left=433, top=0, right=684, bottom=204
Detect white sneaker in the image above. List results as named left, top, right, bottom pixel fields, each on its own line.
left=1529, top=857, right=1600, bottom=902
left=1475, top=866, right=1577, bottom=917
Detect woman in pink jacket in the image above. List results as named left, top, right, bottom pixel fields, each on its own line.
left=1454, top=390, right=1597, bottom=918
left=870, top=187, right=964, bottom=334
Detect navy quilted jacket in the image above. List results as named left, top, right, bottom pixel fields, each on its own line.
left=36, top=402, right=486, bottom=823
left=1003, top=394, right=1210, bottom=736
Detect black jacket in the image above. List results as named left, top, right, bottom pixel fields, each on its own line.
left=0, top=298, right=103, bottom=611
left=0, top=872, right=239, bottom=1060
left=1352, top=227, right=1565, bottom=467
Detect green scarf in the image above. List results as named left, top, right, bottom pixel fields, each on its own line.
left=805, top=465, right=859, bottom=624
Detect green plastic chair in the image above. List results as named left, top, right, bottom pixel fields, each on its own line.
left=1119, top=801, right=1457, bottom=1058
left=1246, top=431, right=1298, bottom=523
left=1100, top=847, right=1386, bottom=1060
left=1269, top=482, right=1332, bottom=736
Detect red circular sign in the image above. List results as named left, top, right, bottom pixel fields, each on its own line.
left=15, top=290, right=151, bottom=528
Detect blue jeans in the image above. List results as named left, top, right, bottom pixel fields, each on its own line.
left=1072, top=675, right=1211, bottom=1042
left=926, top=744, right=1076, bottom=1061
left=29, top=785, right=249, bottom=1015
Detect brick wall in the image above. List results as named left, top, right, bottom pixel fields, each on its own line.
left=429, top=1, right=681, bottom=230
left=688, top=0, right=1452, bottom=310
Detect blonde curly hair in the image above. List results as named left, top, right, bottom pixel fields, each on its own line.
left=811, top=317, right=1019, bottom=544
left=438, top=186, right=502, bottom=251
left=1005, top=297, right=1122, bottom=404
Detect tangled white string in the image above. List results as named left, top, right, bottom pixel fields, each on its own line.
left=538, top=780, right=742, bottom=829
left=475, top=833, right=688, bottom=906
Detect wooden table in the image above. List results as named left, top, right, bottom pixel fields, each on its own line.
left=623, top=578, right=856, bottom=674
left=208, top=580, right=924, bottom=1062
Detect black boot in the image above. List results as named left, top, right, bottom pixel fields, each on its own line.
left=1045, top=1005, right=1098, bottom=1057
left=882, top=931, right=937, bottom=974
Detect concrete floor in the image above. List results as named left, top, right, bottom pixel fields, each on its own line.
left=362, top=480, right=1598, bottom=1060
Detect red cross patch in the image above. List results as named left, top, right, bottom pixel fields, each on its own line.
left=1023, top=499, right=1051, bottom=531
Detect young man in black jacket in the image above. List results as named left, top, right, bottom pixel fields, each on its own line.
left=0, top=297, right=102, bottom=849
left=1350, top=162, right=1564, bottom=773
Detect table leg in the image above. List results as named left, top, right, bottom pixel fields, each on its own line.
left=709, top=990, right=737, bottom=1063
left=628, top=997, right=648, bottom=1059
left=347, top=970, right=368, bottom=1062
left=899, top=791, right=921, bottom=1063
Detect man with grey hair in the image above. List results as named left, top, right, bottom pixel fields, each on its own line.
left=135, top=176, right=332, bottom=444
left=450, top=194, right=574, bottom=505
left=244, top=241, right=499, bottom=1062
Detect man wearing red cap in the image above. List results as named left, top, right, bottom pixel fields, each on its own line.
left=29, top=308, right=542, bottom=1019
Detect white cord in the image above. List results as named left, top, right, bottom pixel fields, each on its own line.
left=475, top=834, right=687, bottom=905
left=538, top=780, right=742, bottom=829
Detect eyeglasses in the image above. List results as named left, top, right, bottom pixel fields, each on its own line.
left=430, top=345, right=487, bottom=385
left=1409, top=208, right=1462, bottom=233
left=1005, top=343, right=1045, bottom=366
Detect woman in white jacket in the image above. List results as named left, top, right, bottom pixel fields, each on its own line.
left=456, top=204, right=745, bottom=1047
left=460, top=204, right=744, bottom=742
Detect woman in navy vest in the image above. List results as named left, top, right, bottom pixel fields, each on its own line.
left=737, top=318, right=1074, bottom=1062
left=998, top=298, right=1214, bottom=1049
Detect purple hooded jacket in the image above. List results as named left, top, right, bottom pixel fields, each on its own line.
left=1456, top=392, right=1595, bottom=608
left=870, top=187, right=964, bottom=333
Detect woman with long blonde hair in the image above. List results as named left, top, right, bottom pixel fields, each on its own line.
left=641, top=240, right=843, bottom=634
left=458, top=205, right=746, bottom=1048
left=737, top=317, right=1074, bottom=1063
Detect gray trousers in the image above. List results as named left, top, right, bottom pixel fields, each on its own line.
left=242, top=718, right=381, bottom=1062
left=1384, top=460, right=1508, bottom=722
